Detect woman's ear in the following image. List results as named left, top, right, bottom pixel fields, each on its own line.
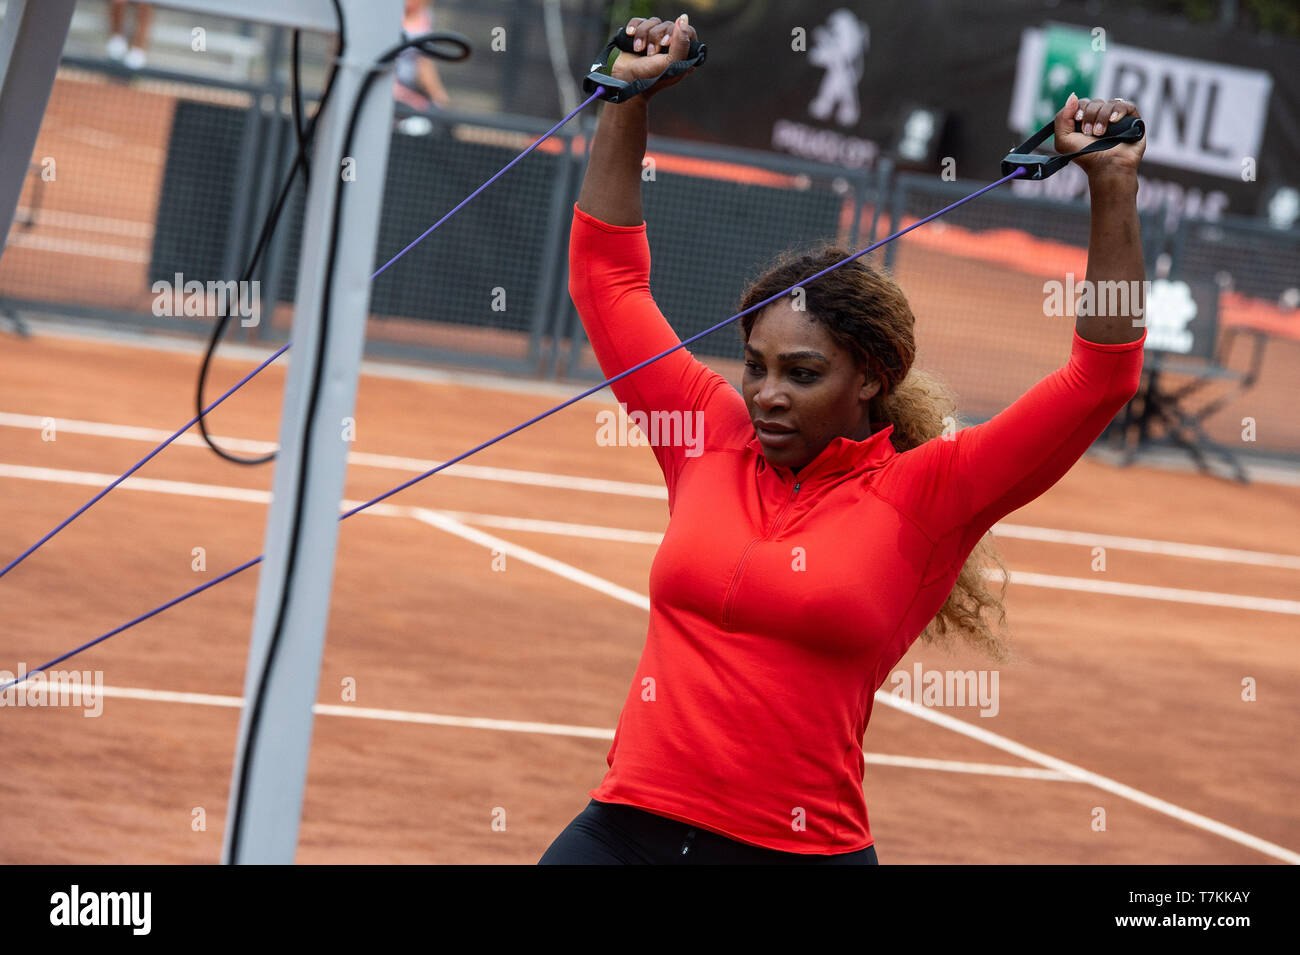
left=860, top=376, right=882, bottom=402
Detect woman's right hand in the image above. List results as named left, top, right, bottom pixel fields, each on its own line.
left=610, top=14, right=699, bottom=99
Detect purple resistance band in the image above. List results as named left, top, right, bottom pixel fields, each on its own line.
left=0, top=88, right=607, bottom=585
left=1, top=165, right=1026, bottom=691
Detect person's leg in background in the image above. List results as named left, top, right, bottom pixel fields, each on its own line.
left=107, top=2, right=153, bottom=70
left=106, top=0, right=129, bottom=61
left=125, top=3, right=154, bottom=70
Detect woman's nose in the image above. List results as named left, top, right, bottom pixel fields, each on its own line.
left=755, top=379, right=788, bottom=411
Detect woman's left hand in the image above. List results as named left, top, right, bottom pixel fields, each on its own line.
left=1055, top=93, right=1145, bottom=180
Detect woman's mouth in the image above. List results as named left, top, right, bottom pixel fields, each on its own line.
left=755, top=421, right=798, bottom=446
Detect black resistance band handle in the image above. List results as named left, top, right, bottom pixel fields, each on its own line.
left=1002, top=114, right=1145, bottom=180
left=582, top=30, right=707, bottom=103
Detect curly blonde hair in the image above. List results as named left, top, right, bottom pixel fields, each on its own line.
left=739, top=246, right=1013, bottom=662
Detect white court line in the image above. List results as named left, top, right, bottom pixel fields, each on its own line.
left=425, top=511, right=664, bottom=545
left=35, top=684, right=1074, bottom=780
left=13, top=206, right=155, bottom=239
left=410, top=502, right=1298, bottom=861
left=2, top=233, right=149, bottom=264
left=0, top=464, right=641, bottom=548
left=58, top=124, right=125, bottom=151
left=399, top=508, right=1300, bottom=864
left=0, top=462, right=272, bottom=505
left=860, top=753, right=1071, bottom=781
left=417, top=513, right=1300, bottom=862
left=991, top=523, right=1300, bottom=571
left=0, top=412, right=666, bottom=499
left=991, top=568, right=1300, bottom=616
left=6, top=411, right=1300, bottom=561
left=401, top=506, right=651, bottom=611
left=872, top=693, right=1300, bottom=865
left=1, top=462, right=1295, bottom=616
left=0, top=461, right=654, bottom=545
left=0, top=461, right=653, bottom=607
left=4, top=465, right=1294, bottom=861
left=11, top=319, right=619, bottom=404
left=412, top=512, right=1300, bottom=580
left=346, top=454, right=665, bottom=500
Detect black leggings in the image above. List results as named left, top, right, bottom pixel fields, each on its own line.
left=538, top=799, right=879, bottom=865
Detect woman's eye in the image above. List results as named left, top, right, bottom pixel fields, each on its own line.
left=744, top=361, right=763, bottom=374
left=792, top=368, right=818, bottom=381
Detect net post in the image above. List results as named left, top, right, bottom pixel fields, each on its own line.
left=220, top=0, right=403, bottom=864
left=0, top=0, right=77, bottom=258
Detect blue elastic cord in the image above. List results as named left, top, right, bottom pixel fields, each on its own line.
left=0, top=88, right=606, bottom=585
left=0, top=345, right=288, bottom=581
left=1, top=165, right=1025, bottom=692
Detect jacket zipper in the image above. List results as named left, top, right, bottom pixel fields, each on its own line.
left=720, top=481, right=801, bottom=630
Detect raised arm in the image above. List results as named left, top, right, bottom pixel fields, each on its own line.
left=576, top=15, right=696, bottom=224
left=570, top=15, right=750, bottom=503
left=880, top=96, right=1148, bottom=551
left=574, top=68, right=649, bottom=224
left=1062, top=92, right=1147, bottom=346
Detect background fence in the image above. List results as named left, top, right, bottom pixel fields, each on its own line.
left=1, top=1, right=1297, bottom=463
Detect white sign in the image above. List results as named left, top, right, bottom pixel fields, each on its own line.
left=1011, top=28, right=1273, bottom=180
left=1144, top=279, right=1198, bottom=354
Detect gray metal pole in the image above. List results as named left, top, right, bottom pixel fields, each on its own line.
left=221, top=0, right=402, bottom=864
left=141, top=0, right=343, bottom=32
left=0, top=0, right=76, bottom=257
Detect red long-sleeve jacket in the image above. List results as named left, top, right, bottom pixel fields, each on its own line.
left=569, top=202, right=1146, bottom=854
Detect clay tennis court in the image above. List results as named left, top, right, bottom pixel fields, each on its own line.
left=1, top=62, right=1298, bottom=865
left=1, top=326, right=1296, bottom=864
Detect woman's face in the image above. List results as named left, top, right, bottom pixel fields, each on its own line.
left=743, top=301, right=880, bottom=472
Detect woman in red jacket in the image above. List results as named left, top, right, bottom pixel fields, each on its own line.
left=540, top=14, right=1147, bottom=865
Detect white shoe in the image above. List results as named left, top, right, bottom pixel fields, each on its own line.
left=124, top=47, right=146, bottom=70
left=397, top=116, right=434, bottom=136
left=106, top=34, right=127, bottom=60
